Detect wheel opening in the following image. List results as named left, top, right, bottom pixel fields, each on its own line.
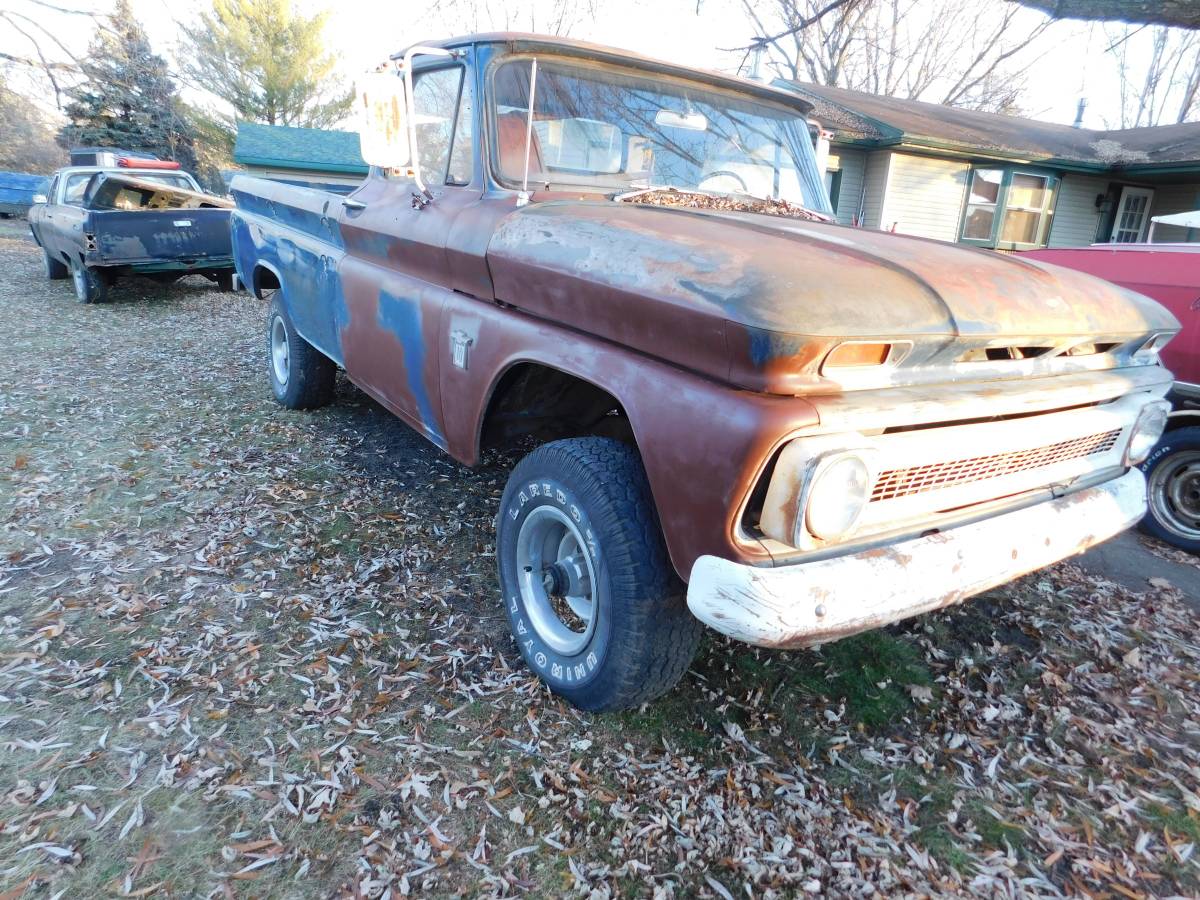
left=482, top=364, right=633, bottom=452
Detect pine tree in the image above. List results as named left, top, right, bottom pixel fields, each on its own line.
left=57, top=0, right=197, bottom=171
left=180, top=0, right=352, bottom=130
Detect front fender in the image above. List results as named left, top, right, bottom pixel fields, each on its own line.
left=439, top=293, right=819, bottom=578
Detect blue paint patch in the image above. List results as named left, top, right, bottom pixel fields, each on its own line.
left=376, top=289, right=445, bottom=447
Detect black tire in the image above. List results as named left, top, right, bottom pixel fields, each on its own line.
left=42, top=248, right=68, bottom=280
left=1139, top=426, right=1200, bottom=554
left=215, top=271, right=234, bottom=292
left=70, top=258, right=107, bottom=304
left=267, top=297, right=334, bottom=409
left=497, top=437, right=703, bottom=711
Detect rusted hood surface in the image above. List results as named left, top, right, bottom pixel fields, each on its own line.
left=486, top=200, right=1178, bottom=393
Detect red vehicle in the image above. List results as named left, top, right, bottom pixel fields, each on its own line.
left=1025, top=223, right=1200, bottom=552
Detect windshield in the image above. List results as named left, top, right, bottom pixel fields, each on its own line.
left=491, top=58, right=830, bottom=213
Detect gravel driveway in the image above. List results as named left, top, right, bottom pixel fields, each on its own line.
left=1, top=219, right=1198, bottom=898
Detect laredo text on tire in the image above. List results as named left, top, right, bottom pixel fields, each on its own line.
left=497, top=437, right=703, bottom=711
left=266, top=296, right=335, bottom=410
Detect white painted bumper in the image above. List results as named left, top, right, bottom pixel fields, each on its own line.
left=687, top=469, right=1146, bottom=648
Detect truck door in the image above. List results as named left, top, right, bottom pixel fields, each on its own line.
left=336, top=56, right=482, bottom=450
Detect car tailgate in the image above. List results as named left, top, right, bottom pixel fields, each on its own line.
left=87, top=208, right=232, bottom=265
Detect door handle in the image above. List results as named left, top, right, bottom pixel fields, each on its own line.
left=342, top=198, right=367, bottom=212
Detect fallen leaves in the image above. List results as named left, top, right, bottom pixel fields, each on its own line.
left=0, top=223, right=1197, bottom=897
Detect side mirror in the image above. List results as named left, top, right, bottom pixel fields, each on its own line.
left=357, top=70, right=411, bottom=170
left=31, top=194, right=47, bottom=205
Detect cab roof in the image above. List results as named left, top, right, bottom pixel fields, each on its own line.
left=396, top=32, right=814, bottom=117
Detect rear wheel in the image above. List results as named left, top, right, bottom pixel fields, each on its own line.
left=42, top=249, right=68, bottom=280
left=70, top=259, right=107, bottom=304
left=267, top=296, right=334, bottom=409
left=1140, top=426, right=1200, bottom=554
left=497, top=437, right=703, bottom=711
left=215, top=271, right=234, bottom=292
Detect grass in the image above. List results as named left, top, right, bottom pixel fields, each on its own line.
left=786, top=631, right=935, bottom=731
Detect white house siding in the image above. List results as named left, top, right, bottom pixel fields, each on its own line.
left=878, top=152, right=969, bottom=242
left=1148, top=182, right=1200, bottom=242
left=860, top=151, right=891, bottom=229
left=826, top=146, right=867, bottom=226
left=1047, top=174, right=1108, bottom=248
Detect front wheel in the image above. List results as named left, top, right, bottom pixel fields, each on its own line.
left=497, top=437, right=703, bottom=711
left=43, top=249, right=68, bottom=280
left=70, top=259, right=107, bottom=304
left=1140, top=426, right=1200, bottom=554
left=267, top=297, right=334, bottom=409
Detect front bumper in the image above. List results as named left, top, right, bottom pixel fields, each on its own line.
left=687, top=469, right=1146, bottom=648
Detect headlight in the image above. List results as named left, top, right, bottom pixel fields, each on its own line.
left=1126, top=401, right=1170, bottom=465
left=804, top=453, right=872, bottom=541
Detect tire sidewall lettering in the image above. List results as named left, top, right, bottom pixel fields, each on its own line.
left=499, top=477, right=608, bottom=690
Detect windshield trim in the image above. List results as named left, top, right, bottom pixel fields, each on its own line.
left=484, top=52, right=829, bottom=211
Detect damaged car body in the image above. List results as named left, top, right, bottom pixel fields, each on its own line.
left=29, top=160, right=236, bottom=303
left=229, top=33, right=1179, bottom=711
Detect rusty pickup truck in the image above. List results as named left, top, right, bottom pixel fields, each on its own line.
left=29, top=159, right=235, bottom=304
left=230, top=33, right=1179, bottom=711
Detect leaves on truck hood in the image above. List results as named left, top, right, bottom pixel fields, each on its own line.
left=617, top=186, right=832, bottom=222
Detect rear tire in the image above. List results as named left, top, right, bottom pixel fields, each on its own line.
left=70, top=258, right=107, bottom=304
left=43, top=249, right=68, bottom=280
left=1139, top=426, right=1200, bottom=554
left=497, top=437, right=703, bottom=711
left=267, top=297, right=334, bottom=409
left=215, top=271, right=234, bottom=292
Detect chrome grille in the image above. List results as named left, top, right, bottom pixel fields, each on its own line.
left=870, top=429, right=1122, bottom=502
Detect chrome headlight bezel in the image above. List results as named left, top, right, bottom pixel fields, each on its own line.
left=799, top=449, right=877, bottom=544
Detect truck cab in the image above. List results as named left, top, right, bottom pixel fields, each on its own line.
left=230, top=34, right=1179, bottom=711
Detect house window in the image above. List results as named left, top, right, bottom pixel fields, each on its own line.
left=959, top=168, right=1057, bottom=249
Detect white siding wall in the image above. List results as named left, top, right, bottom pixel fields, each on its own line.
left=878, top=153, right=969, bottom=242
left=1047, top=174, right=1107, bottom=247
left=878, top=153, right=969, bottom=241
left=860, top=151, right=891, bottom=229
left=827, top=146, right=867, bottom=226
left=1148, top=182, right=1200, bottom=242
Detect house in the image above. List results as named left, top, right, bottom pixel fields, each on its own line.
left=232, top=121, right=368, bottom=192
left=781, top=81, right=1200, bottom=250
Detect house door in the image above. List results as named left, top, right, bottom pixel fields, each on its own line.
left=1110, top=186, right=1155, bottom=242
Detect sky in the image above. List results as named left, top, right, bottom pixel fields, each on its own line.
left=0, top=0, right=1161, bottom=130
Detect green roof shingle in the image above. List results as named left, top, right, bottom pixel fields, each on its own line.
left=233, top=121, right=369, bottom=174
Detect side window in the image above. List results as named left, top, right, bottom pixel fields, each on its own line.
left=412, top=67, right=471, bottom=186
left=63, top=174, right=91, bottom=207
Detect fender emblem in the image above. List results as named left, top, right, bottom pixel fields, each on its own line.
left=450, top=330, right=473, bottom=370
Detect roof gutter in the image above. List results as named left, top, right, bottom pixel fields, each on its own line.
left=233, top=155, right=369, bottom=175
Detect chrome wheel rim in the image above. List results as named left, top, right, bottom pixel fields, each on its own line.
left=1149, top=450, right=1200, bottom=541
left=516, top=506, right=597, bottom=655
left=270, top=316, right=289, bottom=386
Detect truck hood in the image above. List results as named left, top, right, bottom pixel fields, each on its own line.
left=485, top=200, right=1179, bottom=394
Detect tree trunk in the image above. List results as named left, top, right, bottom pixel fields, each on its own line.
left=1011, top=0, right=1200, bottom=30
